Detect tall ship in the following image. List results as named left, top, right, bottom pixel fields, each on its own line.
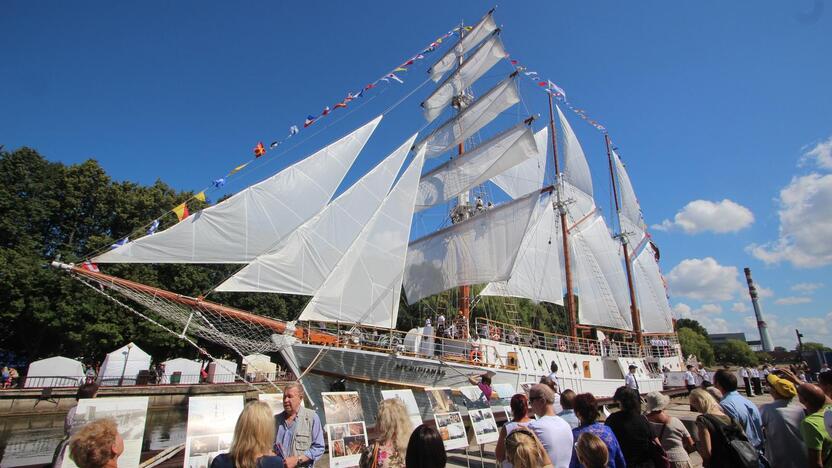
left=54, top=9, right=683, bottom=423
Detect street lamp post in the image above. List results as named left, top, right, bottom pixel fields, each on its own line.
left=118, top=343, right=134, bottom=386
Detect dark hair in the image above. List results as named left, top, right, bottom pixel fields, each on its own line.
left=613, top=386, right=641, bottom=414
left=573, top=393, right=599, bottom=423
left=510, top=394, right=529, bottom=420
left=481, top=375, right=492, bottom=386
left=714, top=369, right=738, bottom=392
left=560, top=389, right=576, bottom=410
left=818, top=371, right=832, bottom=386
left=686, top=365, right=693, bottom=370
left=77, top=383, right=99, bottom=400
left=550, top=361, right=558, bottom=373
left=406, top=424, right=447, bottom=468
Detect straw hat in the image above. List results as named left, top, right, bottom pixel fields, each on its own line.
left=645, top=391, right=670, bottom=412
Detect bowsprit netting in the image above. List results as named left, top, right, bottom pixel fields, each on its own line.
left=63, top=264, right=292, bottom=357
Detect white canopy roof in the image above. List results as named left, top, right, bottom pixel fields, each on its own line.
left=24, top=356, right=85, bottom=388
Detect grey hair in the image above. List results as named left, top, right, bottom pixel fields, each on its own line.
left=283, top=381, right=304, bottom=397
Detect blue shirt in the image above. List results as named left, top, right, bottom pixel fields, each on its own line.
left=275, top=411, right=325, bottom=465
left=557, top=409, right=580, bottom=430
left=720, top=390, right=764, bottom=450
left=570, top=422, right=626, bottom=468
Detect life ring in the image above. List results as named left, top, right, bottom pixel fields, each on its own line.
left=469, top=349, right=482, bottom=362
left=589, top=343, right=598, bottom=356
left=558, top=338, right=568, bottom=352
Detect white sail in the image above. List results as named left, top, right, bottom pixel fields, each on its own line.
left=214, top=134, right=416, bottom=294
left=491, top=127, right=548, bottom=199
left=570, top=215, right=633, bottom=330
left=297, top=147, right=426, bottom=328
left=415, top=122, right=536, bottom=210
left=632, top=241, right=674, bottom=333
left=422, top=32, right=508, bottom=123
left=479, top=191, right=563, bottom=305
left=429, top=9, right=498, bottom=82
left=415, top=74, right=520, bottom=160
left=611, top=149, right=646, bottom=240
left=403, top=190, right=542, bottom=304
left=94, top=116, right=382, bottom=264
left=557, top=105, right=593, bottom=198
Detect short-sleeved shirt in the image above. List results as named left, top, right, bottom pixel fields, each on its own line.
left=801, top=404, right=832, bottom=468
left=569, top=422, right=626, bottom=468
left=685, top=371, right=697, bottom=385
left=760, top=398, right=807, bottom=468
left=528, top=415, right=574, bottom=468
left=210, top=453, right=285, bottom=468
left=719, top=391, right=764, bottom=450
left=649, top=417, right=692, bottom=463
left=624, top=373, right=639, bottom=391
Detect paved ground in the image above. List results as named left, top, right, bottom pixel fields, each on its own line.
left=315, top=392, right=775, bottom=468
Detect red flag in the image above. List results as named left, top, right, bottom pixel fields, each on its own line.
left=254, top=142, right=266, bottom=158
left=81, top=260, right=99, bottom=273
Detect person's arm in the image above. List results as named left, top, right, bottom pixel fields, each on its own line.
left=495, top=426, right=507, bottom=462
left=808, top=448, right=824, bottom=468
left=468, top=375, right=479, bottom=385
left=696, top=422, right=712, bottom=466
left=802, top=423, right=825, bottom=468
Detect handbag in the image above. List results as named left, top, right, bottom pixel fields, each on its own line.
left=643, top=416, right=671, bottom=468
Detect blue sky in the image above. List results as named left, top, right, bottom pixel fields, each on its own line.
left=3, top=1, right=830, bottom=348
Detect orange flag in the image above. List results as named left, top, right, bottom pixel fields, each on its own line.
left=173, top=203, right=189, bottom=221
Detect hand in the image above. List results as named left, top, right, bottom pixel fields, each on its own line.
left=284, top=456, right=299, bottom=468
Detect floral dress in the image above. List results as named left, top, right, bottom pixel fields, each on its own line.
left=359, top=439, right=405, bottom=468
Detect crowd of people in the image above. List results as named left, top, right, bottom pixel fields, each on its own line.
left=62, top=363, right=832, bottom=468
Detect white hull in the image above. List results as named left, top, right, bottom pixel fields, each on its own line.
left=285, top=338, right=677, bottom=425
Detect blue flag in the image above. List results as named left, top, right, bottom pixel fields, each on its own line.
left=147, top=220, right=159, bottom=236
left=111, top=237, right=129, bottom=249
left=213, top=178, right=226, bottom=188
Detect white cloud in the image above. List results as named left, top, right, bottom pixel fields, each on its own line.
left=651, top=199, right=754, bottom=234
left=792, top=282, right=823, bottom=293
left=747, top=172, right=832, bottom=268
left=800, top=136, right=832, bottom=170
left=672, top=302, right=730, bottom=334
left=756, top=286, right=774, bottom=298
left=667, top=257, right=743, bottom=301
left=731, top=302, right=750, bottom=313
left=775, top=296, right=812, bottom=305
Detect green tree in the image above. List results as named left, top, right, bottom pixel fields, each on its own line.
left=675, top=318, right=708, bottom=337
left=714, top=339, right=759, bottom=367
left=678, top=328, right=715, bottom=365
left=801, top=342, right=831, bottom=352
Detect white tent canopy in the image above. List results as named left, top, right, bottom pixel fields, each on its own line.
left=208, top=359, right=238, bottom=384
left=24, top=356, right=85, bottom=388
left=161, top=358, right=202, bottom=385
left=243, top=354, right=277, bottom=380
left=99, top=343, right=152, bottom=386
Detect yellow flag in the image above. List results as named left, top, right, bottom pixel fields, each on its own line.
left=173, top=203, right=189, bottom=221
left=229, top=163, right=248, bottom=176
left=394, top=67, right=407, bottom=72
left=195, top=191, right=206, bottom=202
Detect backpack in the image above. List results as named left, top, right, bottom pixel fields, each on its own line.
left=698, top=414, right=759, bottom=468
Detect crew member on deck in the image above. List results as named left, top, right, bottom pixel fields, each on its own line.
left=625, top=365, right=640, bottom=392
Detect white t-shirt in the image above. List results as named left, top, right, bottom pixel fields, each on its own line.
left=684, top=370, right=697, bottom=385
left=528, top=415, right=574, bottom=468
left=547, top=371, right=560, bottom=389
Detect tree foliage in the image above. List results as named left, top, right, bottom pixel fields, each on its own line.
left=714, top=339, right=759, bottom=367
left=675, top=318, right=708, bottom=337
left=801, top=342, right=832, bottom=352
left=677, top=328, right=714, bottom=365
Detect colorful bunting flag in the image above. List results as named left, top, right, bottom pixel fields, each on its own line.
left=254, top=142, right=266, bottom=158
left=304, top=115, right=317, bottom=128
left=288, top=125, right=299, bottom=137
left=322, top=106, right=331, bottom=116
left=147, top=219, right=160, bottom=236
left=394, top=67, right=407, bottom=72
left=195, top=191, right=206, bottom=202
left=173, top=203, right=189, bottom=221
left=270, top=141, right=280, bottom=150
left=81, top=260, right=100, bottom=272
left=213, top=178, right=226, bottom=188
left=111, top=237, right=129, bottom=249
left=386, top=73, right=404, bottom=84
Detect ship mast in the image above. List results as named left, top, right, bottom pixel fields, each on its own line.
left=547, top=94, right=577, bottom=338
left=453, top=22, right=472, bottom=336
left=605, top=134, right=643, bottom=346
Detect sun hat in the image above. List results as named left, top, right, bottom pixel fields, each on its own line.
left=645, top=391, right=670, bottom=412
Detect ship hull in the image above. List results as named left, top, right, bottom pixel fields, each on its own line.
left=286, top=339, right=670, bottom=425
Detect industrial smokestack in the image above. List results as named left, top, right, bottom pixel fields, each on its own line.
left=744, top=267, right=773, bottom=352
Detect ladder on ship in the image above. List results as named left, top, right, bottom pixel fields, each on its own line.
left=502, top=296, right=522, bottom=326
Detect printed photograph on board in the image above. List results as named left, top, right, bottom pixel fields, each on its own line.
left=257, top=393, right=284, bottom=415
left=62, top=396, right=149, bottom=468
left=183, top=395, right=244, bottom=468
left=424, top=387, right=457, bottom=413
left=380, top=389, right=422, bottom=429
left=433, top=411, right=467, bottom=451
left=322, top=391, right=365, bottom=425
left=322, top=392, right=368, bottom=468
left=469, top=407, right=499, bottom=445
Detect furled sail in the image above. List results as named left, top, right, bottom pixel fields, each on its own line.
left=491, top=127, right=548, bottom=199
left=569, top=215, right=633, bottom=330
left=415, top=121, right=536, bottom=210
left=94, top=116, right=382, bottom=264
left=557, top=105, right=593, bottom=198
left=632, top=242, right=674, bottom=333
left=429, top=9, right=498, bottom=82
left=479, top=191, right=563, bottom=304
left=214, top=134, right=416, bottom=294
left=414, top=74, right=520, bottom=159
left=403, top=189, right=543, bottom=304
left=422, top=31, right=508, bottom=122
left=297, top=147, right=427, bottom=328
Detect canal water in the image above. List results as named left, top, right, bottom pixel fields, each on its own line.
left=0, top=408, right=188, bottom=467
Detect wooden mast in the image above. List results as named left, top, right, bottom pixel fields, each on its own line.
left=547, top=94, right=577, bottom=338
left=604, top=134, right=643, bottom=347
left=454, top=22, right=471, bottom=337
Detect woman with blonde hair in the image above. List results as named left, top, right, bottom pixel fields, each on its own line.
left=360, top=398, right=412, bottom=468
left=688, top=388, right=748, bottom=468
left=505, top=427, right=554, bottom=468
left=211, top=401, right=284, bottom=468
left=575, top=432, right=609, bottom=468
left=68, top=419, right=124, bottom=468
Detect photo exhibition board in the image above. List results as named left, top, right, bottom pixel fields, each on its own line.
left=425, top=387, right=468, bottom=451
left=62, top=396, right=149, bottom=468
left=380, top=389, right=423, bottom=430
left=183, top=395, right=244, bottom=468
left=321, top=391, right=368, bottom=468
